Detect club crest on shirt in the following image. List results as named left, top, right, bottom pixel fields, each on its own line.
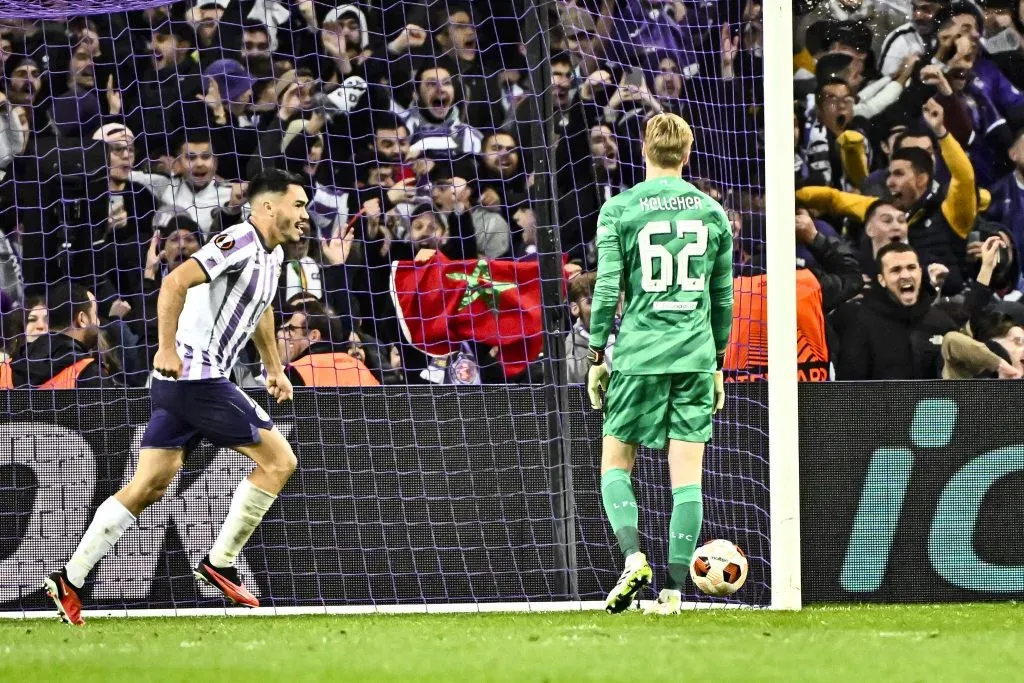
left=213, top=233, right=235, bottom=251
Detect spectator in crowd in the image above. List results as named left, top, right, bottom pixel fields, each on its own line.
left=4, top=56, right=48, bottom=134
left=132, top=20, right=202, bottom=158
left=277, top=214, right=355, bottom=334
left=239, top=20, right=275, bottom=76
left=986, top=128, right=1024, bottom=262
left=929, top=3, right=1020, bottom=186
left=727, top=209, right=863, bottom=381
left=940, top=232, right=1024, bottom=375
left=22, top=294, right=48, bottom=344
left=11, top=282, right=109, bottom=388
left=798, top=100, right=973, bottom=294
left=836, top=243, right=957, bottom=379
left=802, top=76, right=870, bottom=188
left=0, top=215, right=21, bottom=307
left=430, top=171, right=510, bottom=259
left=433, top=3, right=504, bottom=130
left=878, top=0, right=949, bottom=77
left=476, top=131, right=528, bottom=211
left=50, top=44, right=99, bottom=137
left=857, top=197, right=910, bottom=275
left=134, top=216, right=204, bottom=361
left=0, top=307, right=21, bottom=388
left=796, top=0, right=906, bottom=57
left=565, top=272, right=614, bottom=384
left=278, top=299, right=379, bottom=387
left=202, top=58, right=259, bottom=182
left=92, top=123, right=157, bottom=301
left=134, top=130, right=246, bottom=234
left=403, top=61, right=483, bottom=158
left=860, top=121, right=953, bottom=196
left=943, top=311, right=1024, bottom=378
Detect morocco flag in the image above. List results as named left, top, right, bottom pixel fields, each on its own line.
left=390, top=253, right=545, bottom=377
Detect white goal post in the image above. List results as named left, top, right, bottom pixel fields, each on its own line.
left=764, top=0, right=803, bottom=611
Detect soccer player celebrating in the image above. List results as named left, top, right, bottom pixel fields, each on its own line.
left=43, top=169, right=309, bottom=625
left=587, top=113, right=733, bottom=615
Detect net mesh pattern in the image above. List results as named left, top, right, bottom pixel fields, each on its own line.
left=0, top=0, right=768, bottom=609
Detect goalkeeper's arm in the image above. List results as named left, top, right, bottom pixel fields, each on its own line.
left=587, top=217, right=622, bottom=410
left=709, top=214, right=734, bottom=413
left=588, top=219, right=623, bottom=363
left=710, top=213, right=735, bottom=370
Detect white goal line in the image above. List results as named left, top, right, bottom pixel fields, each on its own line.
left=1, top=600, right=753, bottom=619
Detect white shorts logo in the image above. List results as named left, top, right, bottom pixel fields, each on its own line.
left=243, top=394, right=271, bottom=423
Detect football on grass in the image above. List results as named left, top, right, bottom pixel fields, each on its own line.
left=690, top=539, right=748, bottom=596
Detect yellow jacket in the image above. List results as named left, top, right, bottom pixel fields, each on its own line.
left=796, top=133, right=980, bottom=239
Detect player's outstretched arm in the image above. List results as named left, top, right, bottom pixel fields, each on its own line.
left=254, top=307, right=293, bottom=403
left=154, top=258, right=207, bottom=379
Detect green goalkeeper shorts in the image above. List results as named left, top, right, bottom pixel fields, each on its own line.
left=603, top=371, right=714, bottom=449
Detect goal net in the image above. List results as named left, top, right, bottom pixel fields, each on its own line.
left=0, top=0, right=792, bottom=614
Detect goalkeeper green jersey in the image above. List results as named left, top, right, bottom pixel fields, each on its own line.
left=589, top=176, right=734, bottom=375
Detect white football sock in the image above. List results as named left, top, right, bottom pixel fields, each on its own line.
left=209, top=479, right=277, bottom=568
left=65, top=497, right=136, bottom=588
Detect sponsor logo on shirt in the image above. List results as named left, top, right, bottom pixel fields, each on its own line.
left=214, top=233, right=236, bottom=251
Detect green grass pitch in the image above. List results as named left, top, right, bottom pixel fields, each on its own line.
left=3, top=604, right=1023, bottom=682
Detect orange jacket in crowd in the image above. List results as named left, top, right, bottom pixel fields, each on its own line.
left=285, top=349, right=380, bottom=388
left=724, top=269, right=831, bottom=382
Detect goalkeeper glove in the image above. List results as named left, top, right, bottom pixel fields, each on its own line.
left=713, top=371, right=725, bottom=414
left=586, top=347, right=610, bottom=410
left=713, top=351, right=725, bottom=414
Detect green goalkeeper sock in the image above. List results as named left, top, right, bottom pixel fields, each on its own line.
left=667, top=484, right=703, bottom=590
left=601, top=468, right=640, bottom=558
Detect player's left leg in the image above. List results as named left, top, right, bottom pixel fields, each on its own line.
left=188, top=381, right=296, bottom=607
left=195, top=427, right=297, bottom=607
left=600, top=372, right=670, bottom=613
left=646, top=373, right=713, bottom=616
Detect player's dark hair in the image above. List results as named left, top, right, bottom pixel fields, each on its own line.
left=248, top=168, right=306, bottom=199
left=863, top=196, right=903, bottom=225
left=875, top=241, right=918, bottom=274
left=46, top=281, right=92, bottom=331
left=891, top=147, right=935, bottom=178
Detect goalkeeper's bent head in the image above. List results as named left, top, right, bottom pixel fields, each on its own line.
left=642, top=112, right=693, bottom=174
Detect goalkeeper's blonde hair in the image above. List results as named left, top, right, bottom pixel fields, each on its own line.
left=644, top=113, right=694, bottom=169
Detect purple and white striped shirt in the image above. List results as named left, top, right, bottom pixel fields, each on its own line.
left=174, top=221, right=283, bottom=381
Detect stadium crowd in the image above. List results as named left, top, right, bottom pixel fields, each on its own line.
left=0, top=0, right=764, bottom=388
left=2, top=0, right=1020, bottom=388
left=781, top=0, right=1024, bottom=381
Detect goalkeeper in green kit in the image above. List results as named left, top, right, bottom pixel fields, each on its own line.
left=587, top=113, right=733, bottom=615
